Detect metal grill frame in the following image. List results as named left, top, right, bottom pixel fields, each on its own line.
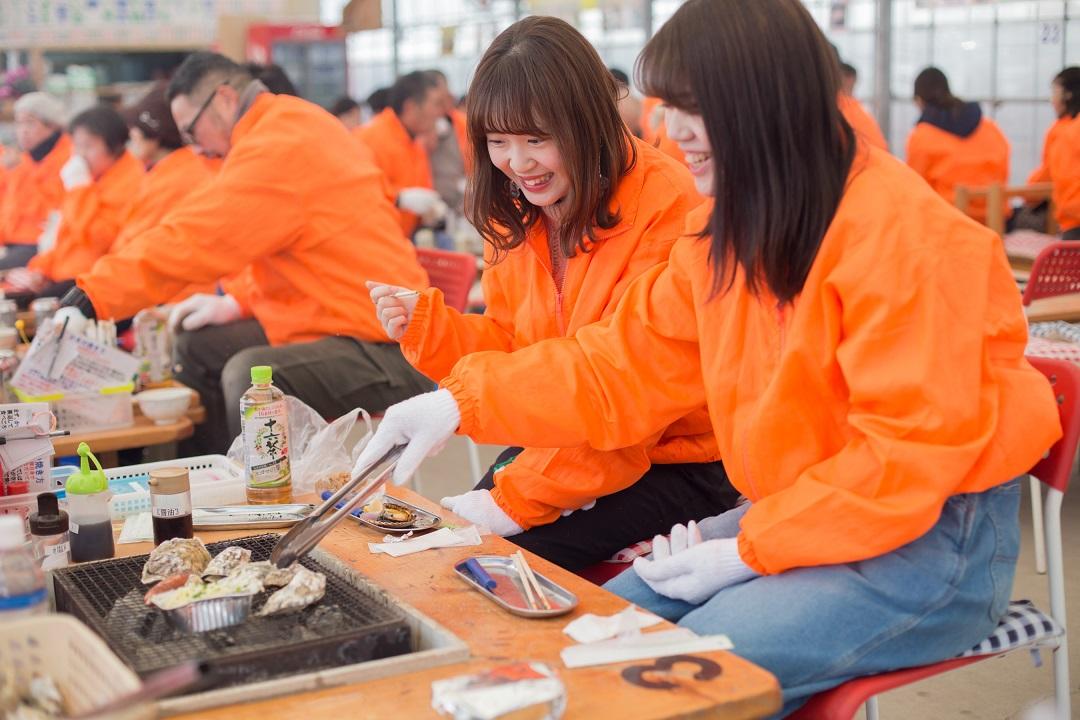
left=52, top=534, right=412, bottom=692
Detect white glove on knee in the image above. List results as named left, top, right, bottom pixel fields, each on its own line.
left=366, top=281, right=419, bottom=341
left=632, top=521, right=759, bottom=604
left=398, top=187, right=442, bottom=215
left=440, top=489, right=523, bottom=536
left=352, top=388, right=461, bottom=486
left=168, top=294, right=242, bottom=332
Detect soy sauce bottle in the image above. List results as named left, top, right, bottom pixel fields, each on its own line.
left=149, top=467, right=193, bottom=546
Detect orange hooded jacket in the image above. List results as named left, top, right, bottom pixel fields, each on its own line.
left=76, top=93, right=428, bottom=345
left=906, top=115, right=1010, bottom=224
left=449, top=109, right=472, bottom=174
left=441, top=146, right=1060, bottom=575
left=1046, top=114, right=1080, bottom=232
left=29, top=151, right=144, bottom=281
left=400, top=139, right=717, bottom=528
left=1028, top=116, right=1068, bottom=185
left=0, top=134, right=71, bottom=247
left=109, top=147, right=213, bottom=255
left=838, top=94, right=888, bottom=151
left=354, top=108, right=433, bottom=237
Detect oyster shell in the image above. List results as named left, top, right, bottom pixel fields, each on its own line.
left=263, top=563, right=300, bottom=588
left=202, top=546, right=252, bottom=578
left=142, top=538, right=211, bottom=584
left=257, top=566, right=326, bottom=616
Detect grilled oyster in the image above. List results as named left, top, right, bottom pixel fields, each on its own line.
left=142, top=537, right=211, bottom=584
left=257, top=566, right=326, bottom=616
left=202, top=546, right=252, bottom=578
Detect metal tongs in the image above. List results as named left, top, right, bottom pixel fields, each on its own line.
left=270, top=445, right=403, bottom=568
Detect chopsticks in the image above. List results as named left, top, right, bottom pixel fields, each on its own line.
left=46, top=315, right=69, bottom=379
left=512, top=550, right=551, bottom=611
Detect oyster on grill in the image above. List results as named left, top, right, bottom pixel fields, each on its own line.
left=202, top=546, right=252, bottom=578
left=257, top=566, right=326, bottom=616
left=142, top=537, right=211, bottom=584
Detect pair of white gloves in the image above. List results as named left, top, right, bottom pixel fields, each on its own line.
left=60, top=155, right=93, bottom=190
left=398, top=187, right=448, bottom=227
left=353, top=388, right=759, bottom=604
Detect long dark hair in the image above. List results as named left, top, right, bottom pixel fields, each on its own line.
left=1055, top=66, right=1080, bottom=118
left=69, top=104, right=130, bottom=157
left=914, top=67, right=965, bottom=113
left=466, top=16, right=635, bottom=260
left=637, top=0, right=855, bottom=303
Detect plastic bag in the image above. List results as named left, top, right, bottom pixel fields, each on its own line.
left=227, top=395, right=373, bottom=494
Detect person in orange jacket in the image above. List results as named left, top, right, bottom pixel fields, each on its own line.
left=906, top=67, right=1010, bottom=224
left=354, top=1, right=1060, bottom=713
left=6, top=105, right=144, bottom=299
left=425, top=69, right=471, bottom=217
left=355, top=71, right=447, bottom=237
left=0, top=92, right=71, bottom=270
left=367, top=15, right=735, bottom=570
left=54, top=52, right=432, bottom=455
left=1039, top=68, right=1080, bottom=239
left=837, top=93, right=887, bottom=151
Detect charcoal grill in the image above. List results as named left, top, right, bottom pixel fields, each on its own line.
left=52, top=534, right=412, bottom=693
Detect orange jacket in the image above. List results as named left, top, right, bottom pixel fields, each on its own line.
left=449, top=109, right=472, bottom=174
left=355, top=108, right=433, bottom=237
left=1028, top=116, right=1068, bottom=185
left=442, top=146, right=1060, bottom=574
left=401, top=139, right=716, bottom=528
left=1047, top=114, right=1080, bottom=231
left=77, top=93, right=428, bottom=345
left=906, top=116, right=1010, bottom=224
left=640, top=97, right=663, bottom=144
left=29, top=151, right=144, bottom=281
left=109, top=147, right=213, bottom=255
left=0, top=134, right=71, bottom=247
left=838, top=94, right=888, bottom=151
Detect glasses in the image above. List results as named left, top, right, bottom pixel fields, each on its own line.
left=180, top=83, right=224, bottom=145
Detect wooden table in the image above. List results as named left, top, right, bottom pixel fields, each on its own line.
left=1025, top=293, right=1080, bottom=323
left=118, top=490, right=781, bottom=719
left=52, top=386, right=206, bottom=462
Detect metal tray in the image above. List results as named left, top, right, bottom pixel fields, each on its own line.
left=193, top=504, right=315, bottom=530
left=453, top=555, right=578, bottom=619
left=344, top=494, right=441, bottom=534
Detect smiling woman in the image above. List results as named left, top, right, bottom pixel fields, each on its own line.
left=363, top=15, right=737, bottom=571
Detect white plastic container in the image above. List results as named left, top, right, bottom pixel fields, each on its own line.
left=0, top=614, right=151, bottom=719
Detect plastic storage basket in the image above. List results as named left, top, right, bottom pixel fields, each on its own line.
left=14, top=384, right=136, bottom=433
left=0, top=614, right=151, bottom=719
left=0, top=455, right=246, bottom=528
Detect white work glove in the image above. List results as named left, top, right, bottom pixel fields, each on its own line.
left=365, top=280, right=419, bottom=341
left=398, top=187, right=443, bottom=216
left=59, top=155, right=92, bottom=190
left=168, top=293, right=242, bottom=332
left=52, top=306, right=89, bottom=336
left=4, top=267, right=47, bottom=293
left=440, top=489, right=524, bottom=537
left=632, top=521, right=760, bottom=605
left=352, top=388, right=461, bottom=486
left=695, top=501, right=752, bottom=541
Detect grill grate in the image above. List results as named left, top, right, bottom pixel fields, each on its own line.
left=52, top=534, right=412, bottom=691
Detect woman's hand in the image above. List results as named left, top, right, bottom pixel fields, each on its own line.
left=366, top=280, right=420, bottom=341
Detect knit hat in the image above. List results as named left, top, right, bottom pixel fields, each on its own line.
left=12, top=92, right=66, bottom=128
left=122, top=80, right=183, bottom=150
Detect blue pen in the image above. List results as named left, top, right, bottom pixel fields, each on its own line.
left=464, top=558, right=497, bottom=591
left=320, top=490, right=366, bottom=517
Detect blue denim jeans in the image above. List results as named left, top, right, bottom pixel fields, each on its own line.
left=605, top=480, right=1021, bottom=718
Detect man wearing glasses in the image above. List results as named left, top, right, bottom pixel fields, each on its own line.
left=57, top=52, right=432, bottom=455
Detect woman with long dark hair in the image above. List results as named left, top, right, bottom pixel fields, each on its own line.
left=1043, top=67, right=1080, bottom=238
left=907, top=67, right=1010, bottom=224
left=366, top=16, right=736, bottom=571
left=355, top=0, right=1060, bottom=713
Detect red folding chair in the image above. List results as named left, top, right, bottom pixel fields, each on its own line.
left=1022, top=241, right=1080, bottom=306
left=416, top=247, right=478, bottom=313
left=1021, top=241, right=1080, bottom=574
left=791, top=355, right=1076, bottom=720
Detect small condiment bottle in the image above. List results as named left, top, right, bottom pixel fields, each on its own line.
left=149, top=467, right=193, bottom=546
left=65, top=443, right=114, bottom=563
left=28, top=492, right=70, bottom=571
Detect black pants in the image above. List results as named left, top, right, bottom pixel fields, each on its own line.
left=0, top=244, right=37, bottom=271
left=476, top=447, right=741, bottom=571
left=174, top=319, right=432, bottom=455
left=1063, top=227, right=1080, bottom=241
